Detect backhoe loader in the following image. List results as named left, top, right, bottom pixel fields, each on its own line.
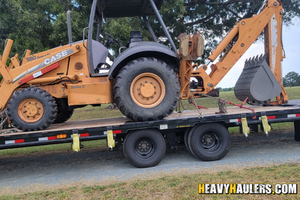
left=0, top=0, right=287, bottom=131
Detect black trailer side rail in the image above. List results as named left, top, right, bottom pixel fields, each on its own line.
left=1, top=102, right=300, bottom=150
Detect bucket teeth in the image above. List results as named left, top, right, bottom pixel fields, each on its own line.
left=234, top=54, right=282, bottom=105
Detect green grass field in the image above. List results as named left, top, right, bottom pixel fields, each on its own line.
left=1, top=86, right=300, bottom=199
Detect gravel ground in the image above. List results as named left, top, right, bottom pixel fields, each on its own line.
left=0, top=129, right=299, bottom=195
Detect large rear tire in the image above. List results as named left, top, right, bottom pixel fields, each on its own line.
left=7, top=88, right=57, bottom=131
left=113, top=57, right=180, bottom=121
left=123, top=129, right=166, bottom=168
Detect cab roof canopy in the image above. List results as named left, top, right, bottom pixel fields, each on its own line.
left=96, top=0, right=164, bottom=18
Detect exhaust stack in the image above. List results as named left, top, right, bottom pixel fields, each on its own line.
left=67, top=10, right=73, bottom=44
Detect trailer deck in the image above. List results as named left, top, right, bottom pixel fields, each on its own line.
left=0, top=99, right=300, bottom=134
left=1, top=100, right=300, bottom=145
left=1, top=100, right=300, bottom=167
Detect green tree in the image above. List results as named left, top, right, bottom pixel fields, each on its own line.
left=0, top=0, right=299, bottom=60
left=0, top=0, right=90, bottom=55
left=283, top=71, right=300, bottom=87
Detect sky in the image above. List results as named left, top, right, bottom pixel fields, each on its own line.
left=216, top=19, right=300, bottom=88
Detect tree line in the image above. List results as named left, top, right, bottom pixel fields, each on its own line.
left=283, top=71, right=300, bottom=87
left=0, top=0, right=299, bottom=61
left=215, top=71, right=300, bottom=91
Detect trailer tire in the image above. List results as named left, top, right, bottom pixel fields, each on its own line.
left=184, top=128, right=196, bottom=157
left=113, top=57, right=179, bottom=121
left=185, top=127, right=198, bottom=157
left=7, top=88, right=57, bottom=131
left=123, top=129, right=166, bottom=168
left=189, top=123, right=230, bottom=161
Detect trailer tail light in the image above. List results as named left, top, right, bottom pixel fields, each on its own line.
left=57, top=134, right=67, bottom=139
left=80, top=133, right=89, bottom=137
left=113, top=130, right=122, bottom=134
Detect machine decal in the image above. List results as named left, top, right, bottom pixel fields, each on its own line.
left=18, top=63, right=60, bottom=85
left=12, top=72, right=26, bottom=83
left=13, top=49, right=74, bottom=83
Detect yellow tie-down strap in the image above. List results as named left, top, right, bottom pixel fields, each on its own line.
left=107, top=130, right=115, bottom=149
left=72, top=133, right=80, bottom=152
left=241, top=118, right=250, bottom=137
left=261, top=116, right=271, bottom=135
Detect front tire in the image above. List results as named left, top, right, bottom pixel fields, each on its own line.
left=113, top=57, right=180, bottom=121
left=7, top=88, right=57, bottom=131
left=123, top=129, right=166, bottom=168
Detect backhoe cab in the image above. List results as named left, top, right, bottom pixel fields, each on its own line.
left=0, top=0, right=192, bottom=131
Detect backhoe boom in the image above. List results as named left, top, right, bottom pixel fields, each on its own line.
left=187, top=0, right=287, bottom=105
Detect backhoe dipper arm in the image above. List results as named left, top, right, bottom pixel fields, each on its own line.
left=191, top=0, right=287, bottom=103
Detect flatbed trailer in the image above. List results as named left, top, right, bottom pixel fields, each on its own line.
left=1, top=100, right=300, bottom=168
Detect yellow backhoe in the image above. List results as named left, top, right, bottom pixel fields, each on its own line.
left=0, top=0, right=287, bottom=131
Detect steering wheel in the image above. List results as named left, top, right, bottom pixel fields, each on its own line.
left=104, top=33, right=122, bottom=48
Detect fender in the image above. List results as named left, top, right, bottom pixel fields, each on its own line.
left=108, top=42, right=179, bottom=79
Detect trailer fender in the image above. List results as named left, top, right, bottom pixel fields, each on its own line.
left=108, top=42, right=179, bottom=79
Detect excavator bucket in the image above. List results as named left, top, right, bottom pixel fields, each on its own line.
left=234, top=55, right=282, bottom=104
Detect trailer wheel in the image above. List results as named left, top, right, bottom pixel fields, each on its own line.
left=185, top=127, right=198, bottom=157
left=7, top=88, right=57, bottom=131
left=184, top=128, right=196, bottom=157
left=114, top=57, right=179, bottom=121
left=123, top=129, right=166, bottom=168
left=189, top=123, right=230, bottom=161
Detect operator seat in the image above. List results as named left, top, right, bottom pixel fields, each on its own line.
left=127, top=31, right=143, bottom=48
left=90, top=40, right=110, bottom=75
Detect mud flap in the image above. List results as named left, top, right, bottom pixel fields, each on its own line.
left=234, top=55, right=282, bottom=104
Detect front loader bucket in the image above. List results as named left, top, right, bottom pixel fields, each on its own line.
left=234, top=55, right=282, bottom=104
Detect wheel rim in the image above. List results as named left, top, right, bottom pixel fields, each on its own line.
left=135, top=138, right=155, bottom=157
left=18, top=98, right=44, bottom=123
left=200, top=131, right=221, bottom=151
left=130, top=73, right=166, bottom=108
